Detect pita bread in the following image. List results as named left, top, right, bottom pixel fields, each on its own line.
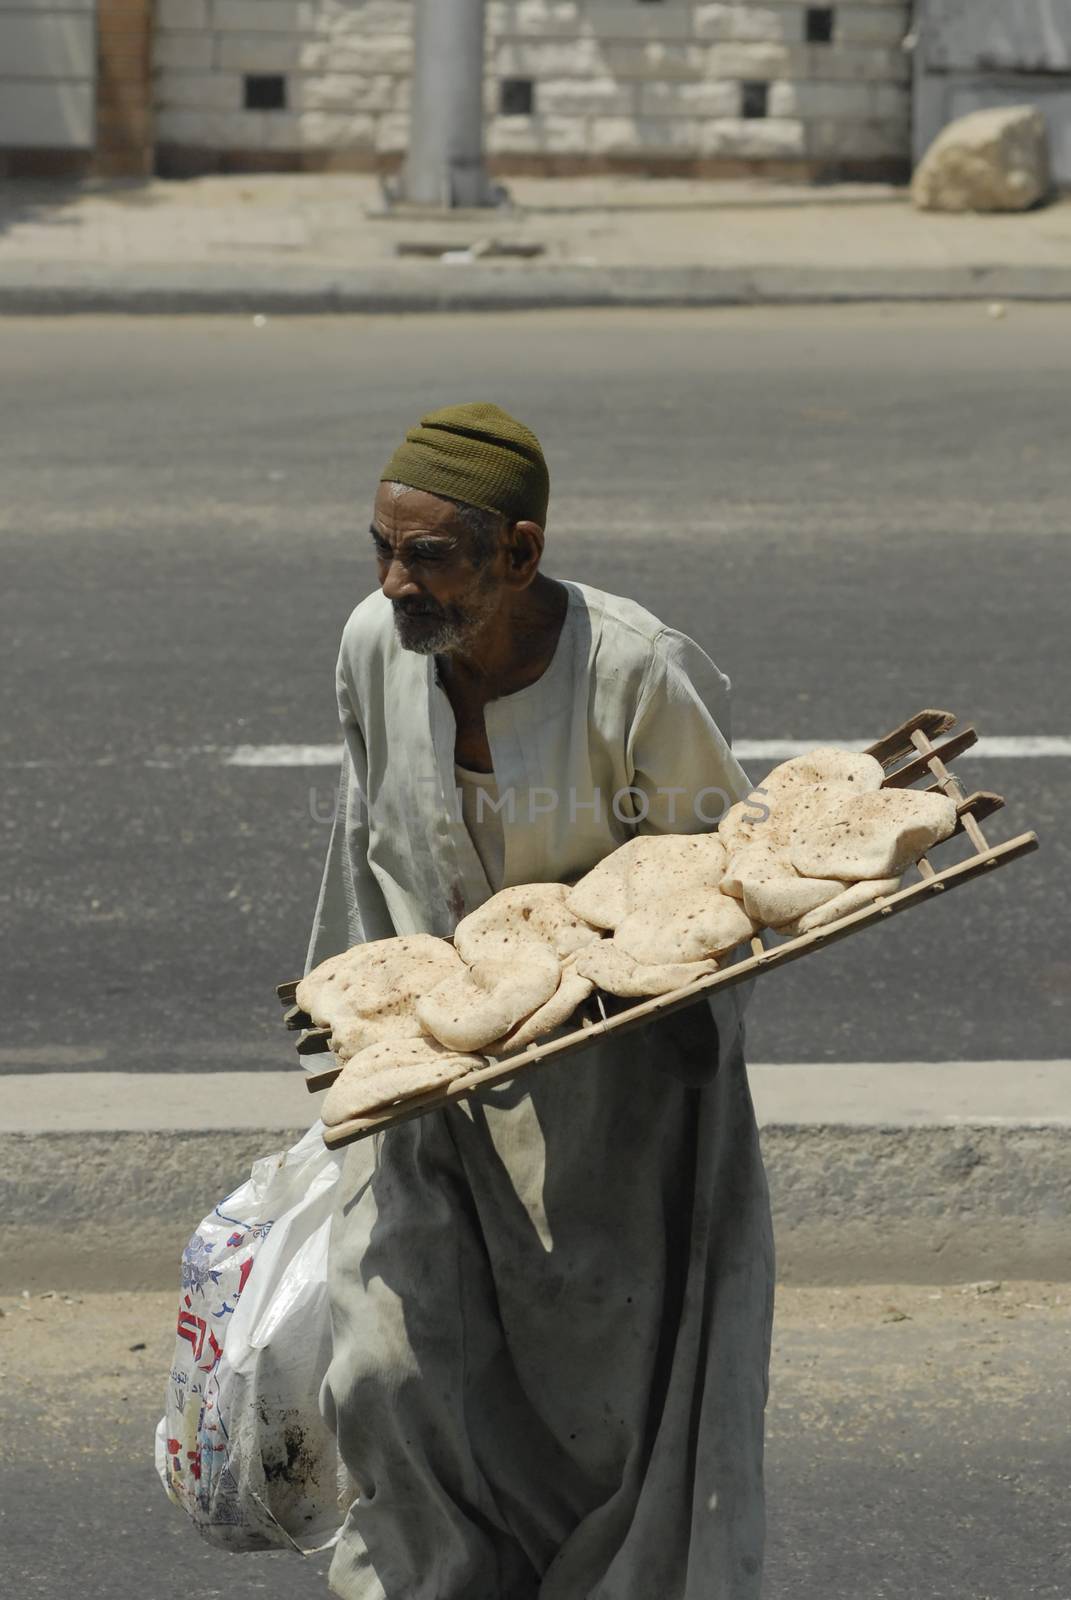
left=328, top=1010, right=424, bottom=1063
left=294, top=948, right=350, bottom=1013
left=574, top=941, right=718, bottom=998
left=722, top=842, right=844, bottom=928
left=417, top=948, right=562, bottom=1052
left=758, top=747, right=884, bottom=807
left=719, top=842, right=776, bottom=901
left=484, top=968, right=595, bottom=1056
left=790, top=790, right=957, bottom=882
left=778, top=875, right=902, bottom=938
left=566, top=832, right=728, bottom=931
left=322, top=1036, right=482, bottom=1126
left=614, top=888, right=756, bottom=966
left=453, top=882, right=601, bottom=965
left=296, top=935, right=463, bottom=1061
left=718, top=748, right=884, bottom=856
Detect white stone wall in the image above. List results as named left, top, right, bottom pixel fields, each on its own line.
left=153, top=0, right=912, bottom=171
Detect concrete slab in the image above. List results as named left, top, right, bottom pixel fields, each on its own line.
left=749, top=1059, right=1071, bottom=1127
left=2, top=1066, right=1068, bottom=1291
left=0, top=1069, right=316, bottom=1133
left=1, top=258, right=1070, bottom=313
left=4, top=1062, right=1069, bottom=1134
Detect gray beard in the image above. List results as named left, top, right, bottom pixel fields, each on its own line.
left=393, top=612, right=476, bottom=655
left=392, top=587, right=499, bottom=656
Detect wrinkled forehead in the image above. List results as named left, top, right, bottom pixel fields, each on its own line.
left=373, top=481, right=467, bottom=538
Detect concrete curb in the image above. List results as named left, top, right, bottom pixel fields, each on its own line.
left=3, top=261, right=1071, bottom=314
left=3, top=1066, right=1068, bottom=1290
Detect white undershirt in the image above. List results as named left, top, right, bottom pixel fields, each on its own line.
left=454, top=762, right=505, bottom=891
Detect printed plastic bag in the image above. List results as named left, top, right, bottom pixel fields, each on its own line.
left=155, top=1120, right=349, bottom=1552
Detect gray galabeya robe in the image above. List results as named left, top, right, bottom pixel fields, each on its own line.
left=308, top=582, right=776, bottom=1600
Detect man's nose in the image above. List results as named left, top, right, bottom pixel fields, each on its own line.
left=380, top=556, right=422, bottom=601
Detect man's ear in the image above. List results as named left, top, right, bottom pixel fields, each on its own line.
left=505, top=519, right=545, bottom=584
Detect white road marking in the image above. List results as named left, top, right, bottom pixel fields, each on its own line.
left=736, top=736, right=1071, bottom=760
left=227, top=743, right=344, bottom=766
left=954, top=736, right=1071, bottom=758
left=9, top=738, right=1068, bottom=771
left=224, top=737, right=1071, bottom=768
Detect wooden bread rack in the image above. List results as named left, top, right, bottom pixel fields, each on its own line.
left=276, top=708, right=1039, bottom=1149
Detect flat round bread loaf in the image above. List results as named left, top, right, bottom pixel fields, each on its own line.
left=297, top=934, right=463, bottom=1061
left=573, top=942, right=718, bottom=998
left=722, top=842, right=844, bottom=928
left=484, top=969, right=595, bottom=1056
left=328, top=1009, right=425, bottom=1063
left=790, top=790, right=957, bottom=882
left=566, top=832, right=728, bottom=931
left=778, top=875, right=902, bottom=938
left=720, top=842, right=779, bottom=900
left=718, top=749, right=884, bottom=857
left=322, top=1036, right=482, bottom=1126
left=759, top=748, right=885, bottom=808
left=417, top=949, right=562, bottom=1052
left=718, top=790, right=836, bottom=857
left=294, top=948, right=351, bottom=1015
left=613, top=888, right=756, bottom=965
left=454, top=882, right=601, bottom=965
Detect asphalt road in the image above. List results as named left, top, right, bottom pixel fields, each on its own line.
left=1, top=306, right=1067, bottom=1068
left=3, top=1282, right=1067, bottom=1600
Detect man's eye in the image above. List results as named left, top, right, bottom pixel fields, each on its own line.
left=371, top=539, right=448, bottom=562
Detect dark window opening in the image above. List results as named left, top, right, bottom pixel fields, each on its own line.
left=244, top=74, right=287, bottom=112
left=500, top=77, right=535, bottom=115
left=805, top=7, right=835, bottom=44
left=742, top=81, right=769, bottom=119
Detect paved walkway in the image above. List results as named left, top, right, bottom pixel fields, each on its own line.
left=5, top=1064, right=1069, bottom=1288
left=1, top=172, right=1069, bottom=308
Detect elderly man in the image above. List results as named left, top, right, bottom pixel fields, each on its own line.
left=308, top=403, right=775, bottom=1600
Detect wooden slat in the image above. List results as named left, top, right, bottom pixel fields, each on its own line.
left=296, top=1026, right=332, bottom=1056
left=960, top=812, right=991, bottom=855
left=305, top=1064, right=341, bottom=1092
left=276, top=979, right=300, bottom=1005
left=865, top=709, right=957, bottom=768
left=284, top=1004, right=312, bottom=1031
left=951, top=791, right=1005, bottom=829
left=908, top=727, right=995, bottom=856
left=321, top=830, right=1040, bottom=1149
left=882, top=728, right=977, bottom=788
left=911, top=726, right=959, bottom=784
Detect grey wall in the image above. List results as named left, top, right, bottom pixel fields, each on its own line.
left=0, top=0, right=95, bottom=148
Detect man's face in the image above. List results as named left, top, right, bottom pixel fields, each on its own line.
left=370, top=483, right=503, bottom=655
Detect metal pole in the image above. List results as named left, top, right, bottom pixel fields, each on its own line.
left=399, top=0, right=501, bottom=208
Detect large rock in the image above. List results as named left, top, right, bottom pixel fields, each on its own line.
left=912, top=105, right=1050, bottom=212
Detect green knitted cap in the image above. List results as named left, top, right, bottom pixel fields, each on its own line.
left=380, top=401, right=550, bottom=528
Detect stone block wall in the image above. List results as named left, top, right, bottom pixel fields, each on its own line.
left=153, top=0, right=913, bottom=178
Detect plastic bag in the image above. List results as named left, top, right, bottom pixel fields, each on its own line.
left=155, top=1120, right=349, bottom=1552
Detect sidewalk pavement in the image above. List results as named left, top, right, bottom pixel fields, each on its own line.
left=1, top=172, right=1070, bottom=312
left=3, top=1063, right=1068, bottom=1291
